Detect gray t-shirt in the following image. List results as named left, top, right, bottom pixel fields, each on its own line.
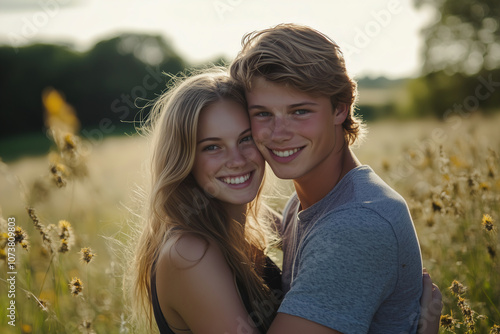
left=279, top=165, right=422, bottom=333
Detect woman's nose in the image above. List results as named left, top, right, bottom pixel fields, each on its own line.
left=225, top=148, right=246, bottom=169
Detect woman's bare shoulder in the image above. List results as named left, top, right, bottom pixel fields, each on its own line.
left=156, top=233, right=226, bottom=274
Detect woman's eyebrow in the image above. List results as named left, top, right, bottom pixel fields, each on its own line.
left=197, top=128, right=251, bottom=144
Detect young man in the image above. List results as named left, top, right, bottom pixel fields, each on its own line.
left=230, top=24, right=440, bottom=333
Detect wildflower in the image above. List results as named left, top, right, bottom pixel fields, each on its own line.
left=456, top=296, right=478, bottom=332
left=69, top=277, right=83, bottom=296
left=20, top=240, right=30, bottom=251
left=491, top=325, right=500, bottom=334
left=21, top=324, right=32, bottom=333
left=80, top=247, right=96, bottom=264
left=26, top=207, right=53, bottom=252
left=382, top=160, right=390, bottom=172
left=450, top=155, right=465, bottom=168
left=50, top=163, right=67, bottom=188
left=482, top=214, right=495, bottom=232
left=14, top=226, right=28, bottom=244
left=487, top=245, right=496, bottom=259
left=38, top=299, right=49, bottom=312
left=59, top=239, right=70, bottom=253
left=42, top=87, right=80, bottom=134
left=467, top=170, right=480, bottom=195
left=64, top=133, right=77, bottom=151
left=58, top=220, right=72, bottom=240
left=449, top=280, right=467, bottom=297
left=56, top=220, right=73, bottom=253
left=487, top=164, right=495, bottom=179
left=78, top=320, right=96, bottom=334
left=432, top=199, right=443, bottom=213
left=440, top=314, right=458, bottom=331
left=479, top=182, right=490, bottom=191
left=27, top=207, right=42, bottom=230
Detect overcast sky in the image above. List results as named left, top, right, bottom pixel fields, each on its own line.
left=0, top=0, right=434, bottom=79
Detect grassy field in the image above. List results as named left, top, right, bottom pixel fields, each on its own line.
left=1, top=111, right=499, bottom=333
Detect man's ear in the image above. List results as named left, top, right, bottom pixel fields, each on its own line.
left=334, top=103, right=349, bottom=125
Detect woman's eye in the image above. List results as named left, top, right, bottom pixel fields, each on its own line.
left=240, top=135, right=253, bottom=144
left=202, top=145, right=219, bottom=151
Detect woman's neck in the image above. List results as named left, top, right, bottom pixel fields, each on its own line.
left=224, top=203, right=248, bottom=226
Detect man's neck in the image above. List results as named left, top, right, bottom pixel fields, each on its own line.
left=293, top=147, right=361, bottom=210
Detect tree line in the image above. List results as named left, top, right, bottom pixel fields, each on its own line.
left=0, top=33, right=188, bottom=139
left=1, top=0, right=499, bottom=140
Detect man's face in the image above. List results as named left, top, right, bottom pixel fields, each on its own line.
left=246, top=77, right=341, bottom=181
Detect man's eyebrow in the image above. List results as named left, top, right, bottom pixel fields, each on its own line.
left=197, top=128, right=251, bottom=144
left=289, top=102, right=319, bottom=108
left=248, top=104, right=266, bottom=111
left=248, top=101, right=319, bottom=110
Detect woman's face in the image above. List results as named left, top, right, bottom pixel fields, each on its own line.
left=191, top=99, right=265, bottom=206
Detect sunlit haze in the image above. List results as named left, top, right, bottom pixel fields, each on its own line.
left=0, top=0, right=434, bottom=79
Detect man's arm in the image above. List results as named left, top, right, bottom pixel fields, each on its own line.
left=268, top=313, right=343, bottom=334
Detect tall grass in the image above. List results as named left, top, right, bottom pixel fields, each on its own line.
left=0, top=89, right=499, bottom=333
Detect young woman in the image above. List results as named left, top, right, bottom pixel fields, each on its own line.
left=130, top=68, right=441, bottom=334
left=131, top=69, right=282, bottom=334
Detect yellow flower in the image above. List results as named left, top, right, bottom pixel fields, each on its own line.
left=59, top=239, right=69, bottom=253
left=69, top=277, right=83, bottom=296
left=20, top=240, right=30, bottom=251
left=482, top=214, right=495, bottom=232
left=490, top=324, right=500, bottom=334
left=64, top=133, right=77, bottom=150
left=449, top=280, right=467, bottom=296
left=479, top=182, right=490, bottom=191
left=440, top=314, right=457, bottom=330
left=58, top=220, right=72, bottom=239
left=80, top=247, right=96, bottom=264
left=432, top=199, right=443, bottom=213
left=14, top=226, right=28, bottom=244
left=42, top=88, right=80, bottom=133
left=21, top=324, right=32, bottom=333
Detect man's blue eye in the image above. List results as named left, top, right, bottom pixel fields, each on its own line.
left=256, top=111, right=271, bottom=117
left=294, top=109, right=309, bottom=115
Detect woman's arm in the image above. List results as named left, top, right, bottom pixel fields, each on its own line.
left=156, top=234, right=259, bottom=334
left=418, top=269, right=442, bottom=334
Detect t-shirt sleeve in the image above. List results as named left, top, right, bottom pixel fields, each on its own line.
left=277, top=207, right=399, bottom=333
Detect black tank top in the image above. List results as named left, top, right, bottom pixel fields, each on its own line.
left=151, top=256, right=282, bottom=334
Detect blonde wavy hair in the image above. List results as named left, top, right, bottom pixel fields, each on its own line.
left=129, top=68, right=279, bottom=331
left=230, top=23, right=366, bottom=145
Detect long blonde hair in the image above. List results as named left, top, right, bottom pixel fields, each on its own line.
left=130, top=68, right=278, bottom=331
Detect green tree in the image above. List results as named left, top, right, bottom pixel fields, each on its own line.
left=408, top=0, right=500, bottom=117
left=0, top=33, right=186, bottom=140
left=415, top=0, right=500, bottom=75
